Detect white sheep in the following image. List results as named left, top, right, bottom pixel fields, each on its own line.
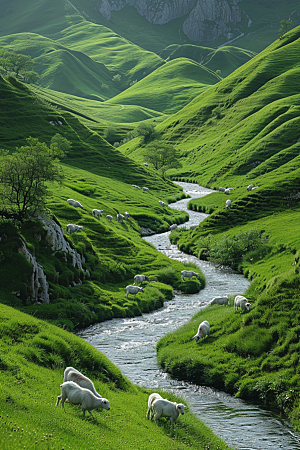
left=106, top=215, right=113, bottom=222
left=124, top=212, right=130, bottom=220
left=126, top=285, right=144, bottom=299
left=132, top=184, right=140, bottom=189
left=146, top=393, right=162, bottom=420
left=151, top=397, right=186, bottom=425
left=181, top=270, right=200, bottom=281
left=142, top=187, right=149, bottom=192
left=224, top=188, right=231, bottom=195
left=247, top=184, right=254, bottom=191
left=66, top=224, right=83, bottom=234
left=63, top=367, right=102, bottom=398
left=56, top=381, right=110, bottom=416
left=159, top=200, right=165, bottom=207
left=143, top=163, right=149, bottom=167
left=67, top=199, right=84, bottom=209
left=134, top=274, right=150, bottom=285
left=210, top=296, right=229, bottom=306
left=117, top=213, right=124, bottom=223
left=170, top=224, right=178, bottom=231
left=192, top=320, right=210, bottom=342
left=226, top=199, right=231, bottom=209
left=92, top=209, right=103, bottom=217
left=234, top=295, right=251, bottom=313
left=219, top=187, right=226, bottom=192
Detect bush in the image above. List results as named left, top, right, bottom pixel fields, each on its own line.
left=157, top=266, right=178, bottom=285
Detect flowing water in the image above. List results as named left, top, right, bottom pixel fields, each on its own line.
left=78, top=182, right=300, bottom=450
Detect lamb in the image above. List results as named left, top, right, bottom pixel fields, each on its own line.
left=192, top=320, right=210, bottom=342
left=181, top=270, right=200, bottom=281
left=224, top=188, right=231, bottom=195
left=92, top=209, right=103, bottom=217
left=126, top=285, right=144, bottom=299
left=159, top=200, right=165, bottom=207
left=124, top=211, right=130, bottom=220
left=66, top=224, right=83, bottom=234
left=170, top=224, right=178, bottom=231
left=56, top=381, right=110, bottom=416
left=151, top=396, right=186, bottom=425
left=67, top=199, right=84, bottom=209
left=63, top=367, right=102, bottom=398
left=134, top=274, right=150, bottom=285
left=234, top=295, right=251, bottom=313
left=146, top=393, right=162, bottom=420
left=210, top=296, right=229, bottom=306
left=117, top=213, right=124, bottom=223
left=106, top=215, right=113, bottom=221
left=226, top=199, right=231, bottom=209
left=142, top=187, right=149, bottom=192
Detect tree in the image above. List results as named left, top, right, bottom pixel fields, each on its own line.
left=279, top=20, right=293, bottom=39
left=0, top=137, right=65, bottom=221
left=144, top=140, right=182, bottom=179
left=0, top=49, right=39, bottom=83
left=50, top=133, right=72, bottom=154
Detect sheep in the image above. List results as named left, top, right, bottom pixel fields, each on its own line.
left=132, top=184, right=140, bottom=189
left=56, top=381, right=110, bottom=417
left=219, top=187, right=226, bottom=192
left=67, top=199, right=84, bottom=209
left=224, top=188, right=231, bottom=195
left=117, top=213, right=124, bottom=223
left=106, top=215, right=113, bottom=221
left=142, top=187, right=149, bottom=192
left=192, top=320, right=210, bottom=342
left=226, top=199, right=231, bottom=209
left=126, top=285, right=144, bottom=299
left=92, top=209, right=103, bottom=217
left=134, top=274, right=150, bottom=285
left=146, top=393, right=162, bottom=420
left=170, top=224, right=178, bottom=231
left=247, top=184, right=254, bottom=191
left=181, top=270, right=200, bottom=281
left=124, top=211, right=130, bottom=220
left=63, top=367, right=102, bottom=398
left=151, top=396, right=186, bottom=425
left=66, top=224, right=83, bottom=234
left=234, top=295, right=252, bottom=313
left=143, top=163, right=149, bottom=167
left=210, top=296, right=229, bottom=306
left=158, top=200, right=165, bottom=207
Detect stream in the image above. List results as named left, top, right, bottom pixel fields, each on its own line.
left=78, top=182, right=300, bottom=450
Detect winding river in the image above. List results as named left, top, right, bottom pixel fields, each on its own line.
left=78, top=182, right=300, bottom=450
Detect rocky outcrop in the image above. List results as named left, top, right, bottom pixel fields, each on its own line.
left=97, top=0, right=244, bottom=42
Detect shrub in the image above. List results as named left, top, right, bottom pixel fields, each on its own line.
left=157, top=266, right=178, bottom=285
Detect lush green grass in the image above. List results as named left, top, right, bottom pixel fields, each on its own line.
left=0, top=304, right=232, bottom=450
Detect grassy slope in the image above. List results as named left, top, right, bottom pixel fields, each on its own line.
left=106, top=58, right=221, bottom=114
left=0, top=304, right=231, bottom=450
left=151, top=26, right=300, bottom=427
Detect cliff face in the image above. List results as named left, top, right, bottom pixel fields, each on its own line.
left=98, top=0, right=243, bottom=42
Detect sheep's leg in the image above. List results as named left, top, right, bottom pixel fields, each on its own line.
left=61, top=393, right=67, bottom=409
left=56, top=395, right=61, bottom=407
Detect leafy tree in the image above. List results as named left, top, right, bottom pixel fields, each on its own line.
left=50, top=133, right=72, bottom=154
left=279, top=20, right=293, bottom=38
left=0, top=49, right=39, bottom=83
left=0, top=137, right=65, bottom=221
left=144, top=140, right=182, bottom=179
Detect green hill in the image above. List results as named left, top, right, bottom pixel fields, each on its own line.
left=106, top=58, right=221, bottom=114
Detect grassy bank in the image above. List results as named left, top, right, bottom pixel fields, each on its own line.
left=0, top=304, right=232, bottom=450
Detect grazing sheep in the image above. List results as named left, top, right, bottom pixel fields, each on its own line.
left=181, top=270, right=200, bottom=281
left=134, top=274, right=150, bottom=285
left=63, top=367, right=102, bottom=398
left=219, top=187, right=226, bottom=192
left=146, top=393, right=162, bottom=420
left=126, top=285, right=144, bottom=299
left=151, top=397, right=186, bottom=426
left=224, top=188, right=231, bottom=195
left=56, top=381, right=110, bottom=417
left=124, top=211, right=130, bottom=220
left=106, top=215, right=113, bottom=222
left=117, top=213, right=124, bottom=223
left=66, top=224, right=83, bottom=234
left=143, top=163, right=149, bottom=167
left=192, top=320, right=210, bottom=342
left=67, top=199, right=84, bottom=209
left=170, top=224, right=178, bottom=231
left=159, top=200, right=165, bottom=207
left=210, top=296, right=229, bottom=306
left=132, top=184, right=140, bottom=189
left=92, top=209, right=103, bottom=217
left=142, top=187, right=149, bottom=192
left=226, top=199, right=231, bottom=209
left=234, top=295, right=251, bottom=313
left=247, top=184, right=254, bottom=191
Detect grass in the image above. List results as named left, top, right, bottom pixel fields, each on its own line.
left=0, top=304, right=232, bottom=450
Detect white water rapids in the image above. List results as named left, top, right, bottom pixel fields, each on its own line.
left=78, top=182, right=300, bottom=450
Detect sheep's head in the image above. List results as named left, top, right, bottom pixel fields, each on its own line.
left=245, top=302, right=251, bottom=311
left=101, top=399, right=110, bottom=410
left=177, top=404, right=185, bottom=415
left=140, top=288, right=145, bottom=293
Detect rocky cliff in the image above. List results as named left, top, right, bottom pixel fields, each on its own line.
left=97, top=0, right=244, bottom=42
